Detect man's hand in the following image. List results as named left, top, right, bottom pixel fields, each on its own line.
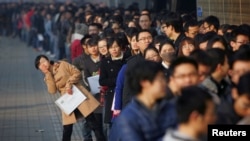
left=113, top=110, right=121, bottom=116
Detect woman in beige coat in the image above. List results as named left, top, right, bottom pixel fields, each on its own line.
left=35, top=55, right=105, bottom=141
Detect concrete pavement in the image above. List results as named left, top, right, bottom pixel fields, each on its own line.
left=0, top=37, right=86, bottom=141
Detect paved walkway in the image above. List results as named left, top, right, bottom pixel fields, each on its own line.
left=0, top=37, right=87, bottom=141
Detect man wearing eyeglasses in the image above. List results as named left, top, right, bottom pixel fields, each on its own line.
left=160, top=12, right=186, bottom=54
left=136, top=30, right=153, bottom=54
left=122, top=29, right=153, bottom=109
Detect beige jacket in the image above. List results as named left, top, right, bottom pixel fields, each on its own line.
left=44, top=61, right=99, bottom=125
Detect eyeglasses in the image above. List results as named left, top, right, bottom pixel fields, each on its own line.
left=138, top=36, right=152, bottom=42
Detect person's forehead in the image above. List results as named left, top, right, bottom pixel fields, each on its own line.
left=162, top=44, right=174, bottom=49
left=112, top=23, right=119, bottom=27
left=98, top=40, right=106, bottom=44
left=38, top=57, right=47, bottom=66
left=139, top=15, right=150, bottom=20
left=174, top=63, right=197, bottom=73
left=188, top=26, right=199, bottom=31
left=236, top=34, right=249, bottom=40
left=39, top=57, right=47, bottom=61
left=233, top=61, right=250, bottom=69
left=139, top=32, right=151, bottom=37
left=146, top=50, right=157, bottom=55
left=89, top=25, right=98, bottom=29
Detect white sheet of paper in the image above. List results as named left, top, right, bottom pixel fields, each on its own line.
left=87, top=75, right=100, bottom=95
left=55, top=85, right=86, bottom=115
left=111, top=92, right=115, bottom=111
left=37, top=34, right=44, bottom=41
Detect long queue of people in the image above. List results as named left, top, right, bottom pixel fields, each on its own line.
left=3, top=1, right=250, bottom=141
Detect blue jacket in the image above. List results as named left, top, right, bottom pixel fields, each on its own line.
left=109, top=98, right=177, bottom=141
left=114, top=64, right=127, bottom=110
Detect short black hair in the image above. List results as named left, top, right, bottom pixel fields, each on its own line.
left=125, top=27, right=139, bottom=39
left=153, top=35, right=168, bottom=45
left=230, top=47, right=250, bottom=69
left=230, top=26, right=250, bottom=42
left=160, top=12, right=183, bottom=33
left=80, top=34, right=92, bottom=45
left=169, top=56, right=198, bottom=76
left=237, top=72, right=250, bottom=96
left=206, top=48, right=227, bottom=73
left=115, top=32, right=130, bottom=50
left=143, top=45, right=159, bottom=58
left=88, top=23, right=102, bottom=30
left=206, top=35, right=228, bottom=50
left=126, top=60, right=164, bottom=95
left=135, top=29, right=152, bottom=41
left=194, top=31, right=217, bottom=49
left=219, top=24, right=230, bottom=35
left=203, top=15, right=220, bottom=31
left=159, top=39, right=175, bottom=53
left=189, top=49, right=212, bottom=67
left=106, top=37, right=123, bottom=50
left=176, top=85, right=213, bottom=123
left=102, top=27, right=115, bottom=38
left=183, top=19, right=198, bottom=32
left=86, top=35, right=100, bottom=46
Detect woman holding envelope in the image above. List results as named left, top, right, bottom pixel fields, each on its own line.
left=34, top=54, right=105, bottom=141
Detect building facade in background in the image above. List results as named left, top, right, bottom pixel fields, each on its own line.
left=197, top=0, right=250, bottom=25
left=2, top=0, right=249, bottom=25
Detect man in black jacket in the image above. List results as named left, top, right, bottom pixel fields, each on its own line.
left=122, top=29, right=153, bottom=109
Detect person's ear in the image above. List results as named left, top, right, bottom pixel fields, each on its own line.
left=230, top=41, right=236, bottom=50
left=169, top=25, right=174, bottom=31
left=140, top=80, right=150, bottom=89
left=189, top=111, right=202, bottom=122
left=216, top=64, right=222, bottom=73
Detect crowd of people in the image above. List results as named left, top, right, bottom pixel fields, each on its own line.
left=2, top=1, right=250, bottom=141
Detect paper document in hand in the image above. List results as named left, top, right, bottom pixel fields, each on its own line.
left=55, top=85, right=86, bottom=115
left=37, top=34, right=44, bottom=41
left=87, top=75, right=100, bottom=95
